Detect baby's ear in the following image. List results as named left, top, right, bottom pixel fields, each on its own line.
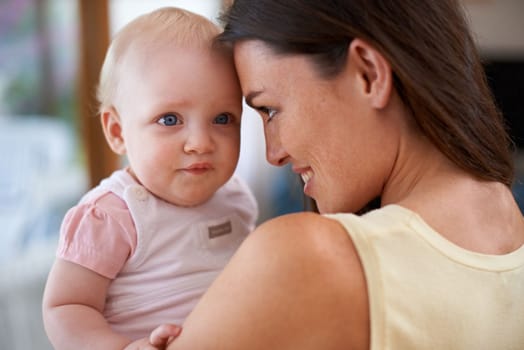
left=348, top=38, right=393, bottom=109
left=101, top=107, right=126, bottom=155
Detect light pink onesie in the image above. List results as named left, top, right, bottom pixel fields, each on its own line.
left=57, top=169, right=258, bottom=340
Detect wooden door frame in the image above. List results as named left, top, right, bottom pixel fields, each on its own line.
left=78, top=0, right=118, bottom=189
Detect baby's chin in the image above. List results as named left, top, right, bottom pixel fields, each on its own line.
left=163, top=188, right=218, bottom=208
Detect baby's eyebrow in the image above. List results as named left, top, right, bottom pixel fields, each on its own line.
left=245, top=90, right=263, bottom=108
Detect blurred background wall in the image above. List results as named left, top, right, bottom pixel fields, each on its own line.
left=0, top=0, right=522, bottom=348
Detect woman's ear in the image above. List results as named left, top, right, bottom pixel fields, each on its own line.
left=347, top=38, right=392, bottom=109
left=101, top=107, right=126, bottom=155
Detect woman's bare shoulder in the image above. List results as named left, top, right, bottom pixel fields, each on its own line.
left=168, top=212, right=369, bottom=350
left=246, top=212, right=362, bottom=268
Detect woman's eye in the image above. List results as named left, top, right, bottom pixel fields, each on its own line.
left=268, top=109, right=277, bottom=121
left=157, top=114, right=180, bottom=126
left=213, top=113, right=232, bottom=125
left=258, top=107, right=277, bottom=122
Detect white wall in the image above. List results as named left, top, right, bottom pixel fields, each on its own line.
left=109, top=0, right=221, bottom=33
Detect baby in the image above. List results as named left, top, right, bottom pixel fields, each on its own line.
left=42, top=7, right=257, bottom=350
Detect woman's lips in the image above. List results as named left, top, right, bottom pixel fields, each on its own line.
left=293, top=166, right=314, bottom=194
left=300, top=170, right=313, bottom=185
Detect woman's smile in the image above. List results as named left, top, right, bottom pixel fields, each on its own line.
left=293, top=166, right=314, bottom=195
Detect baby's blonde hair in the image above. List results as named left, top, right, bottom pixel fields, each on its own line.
left=97, top=7, right=221, bottom=112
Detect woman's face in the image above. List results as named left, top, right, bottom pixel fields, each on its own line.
left=234, top=40, right=397, bottom=213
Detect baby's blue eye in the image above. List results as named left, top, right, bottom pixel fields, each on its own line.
left=214, top=113, right=231, bottom=125
left=158, top=114, right=180, bottom=126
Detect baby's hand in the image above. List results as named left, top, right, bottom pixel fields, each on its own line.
left=124, top=324, right=182, bottom=350
left=150, top=324, right=183, bottom=348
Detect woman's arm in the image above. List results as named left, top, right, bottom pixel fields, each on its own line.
left=168, top=212, right=370, bottom=350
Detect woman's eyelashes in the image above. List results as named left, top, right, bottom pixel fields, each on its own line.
left=257, top=106, right=277, bottom=123
left=157, top=113, right=180, bottom=126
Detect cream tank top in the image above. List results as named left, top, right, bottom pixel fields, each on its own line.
left=326, top=205, right=524, bottom=350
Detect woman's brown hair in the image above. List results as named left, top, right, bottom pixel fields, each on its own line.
left=217, top=0, right=515, bottom=187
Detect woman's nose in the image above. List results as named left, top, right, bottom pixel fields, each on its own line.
left=183, top=127, right=215, bottom=154
left=264, top=125, right=289, bottom=166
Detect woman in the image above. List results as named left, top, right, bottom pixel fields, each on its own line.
left=165, top=1, right=524, bottom=349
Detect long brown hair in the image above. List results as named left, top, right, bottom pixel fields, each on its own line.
left=217, top=0, right=515, bottom=187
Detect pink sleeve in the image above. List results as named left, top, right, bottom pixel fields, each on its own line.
left=56, top=192, right=137, bottom=279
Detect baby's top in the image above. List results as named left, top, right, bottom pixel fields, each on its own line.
left=57, top=169, right=258, bottom=339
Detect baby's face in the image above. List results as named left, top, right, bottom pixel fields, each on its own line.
left=114, top=45, right=242, bottom=207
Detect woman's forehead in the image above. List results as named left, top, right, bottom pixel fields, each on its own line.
left=233, top=40, right=275, bottom=70
left=233, top=41, right=314, bottom=94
